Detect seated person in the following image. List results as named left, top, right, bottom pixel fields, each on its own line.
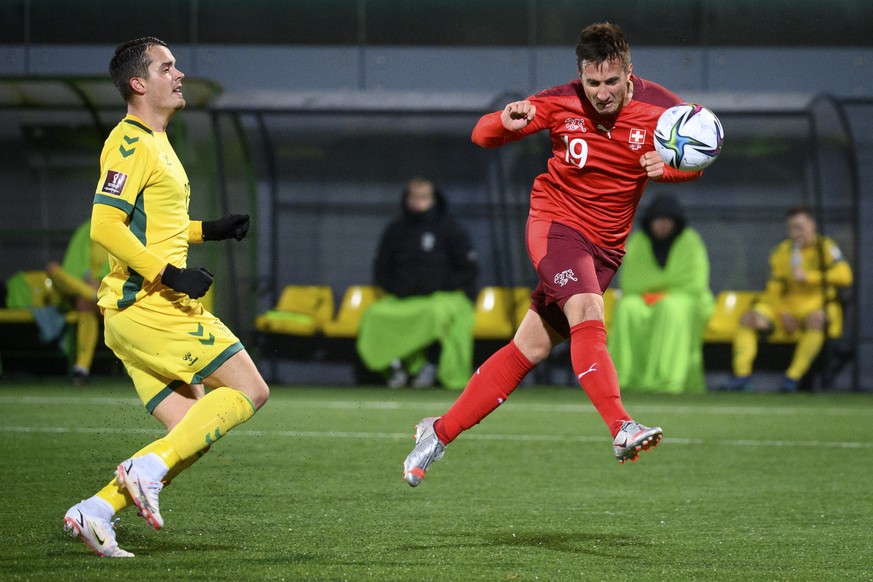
left=724, top=204, right=853, bottom=392
left=608, top=193, right=714, bottom=393
left=47, top=219, right=110, bottom=384
left=357, top=177, right=479, bottom=389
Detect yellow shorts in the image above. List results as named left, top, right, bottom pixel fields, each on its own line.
left=103, top=295, right=244, bottom=413
left=753, top=298, right=843, bottom=338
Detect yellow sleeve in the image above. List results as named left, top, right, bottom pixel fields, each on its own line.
left=804, top=261, right=853, bottom=287
left=803, top=238, right=853, bottom=288
left=90, top=203, right=167, bottom=283
left=188, top=220, right=204, bottom=244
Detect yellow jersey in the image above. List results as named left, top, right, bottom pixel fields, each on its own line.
left=764, top=235, right=852, bottom=308
left=91, top=115, right=203, bottom=310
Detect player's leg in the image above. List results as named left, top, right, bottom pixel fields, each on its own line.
left=726, top=308, right=771, bottom=390
left=564, top=291, right=630, bottom=433
left=436, top=308, right=558, bottom=443
left=783, top=309, right=826, bottom=392
left=402, top=309, right=555, bottom=486
left=156, top=349, right=268, bottom=463
left=72, top=310, right=99, bottom=383
left=105, top=304, right=265, bottom=528
left=116, top=350, right=268, bottom=529
left=66, top=382, right=207, bottom=551
left=563, top=294, right=662, bottom=463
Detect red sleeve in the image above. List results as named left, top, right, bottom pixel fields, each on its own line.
left=471, top=111, right=517, bottom=148
left=655, top=164, right=703, bottom=183
left=631, top=75, right=685, bottom=108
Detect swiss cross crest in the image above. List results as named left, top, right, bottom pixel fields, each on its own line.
left=629, top=128, right=646, bottom=144
left=628, top=127, right=646, bottom=150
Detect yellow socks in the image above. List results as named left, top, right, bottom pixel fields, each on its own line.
left=731, top=326, right=759, bottom=377
left=786, top=329, right=825, bottom=380
left=95, top=387, right=255, bottom=514
left=161, top=387, right=255, bottom=461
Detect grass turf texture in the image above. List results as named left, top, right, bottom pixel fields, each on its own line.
left=1, top=380, right=872, bottom=581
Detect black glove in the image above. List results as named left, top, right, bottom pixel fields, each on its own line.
left=202, top=214, right=250, bottom=241
left=162, top=264, right=213, bottom=299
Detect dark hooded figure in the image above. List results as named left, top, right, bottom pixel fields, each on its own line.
left=608, top=193, right=714, bottom=393
left=357, top=177, right=479, bottom=389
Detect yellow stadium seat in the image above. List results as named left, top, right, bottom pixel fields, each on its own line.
left=703, top=291, right=758, bottom=343
left=602, top=287, right=620, bottom=330
left=26, top=270, right=62, bottom=308
left=255, top=285, right=334, bottom=336
left=322, top=285, right=385, bottom=338
left=512, top=286, right=532, bottom=328
left=472, top=287, right=516, bottom=340
left=0, top=270, right=78, bottom=324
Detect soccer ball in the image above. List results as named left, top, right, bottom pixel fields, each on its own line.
left=654, top=103, right=724, bottom=171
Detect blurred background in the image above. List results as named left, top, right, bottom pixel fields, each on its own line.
left=0, top=0, right=871, bottom=389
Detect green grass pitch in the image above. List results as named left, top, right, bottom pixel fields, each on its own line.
left=1, top=379, right=872, bottom=581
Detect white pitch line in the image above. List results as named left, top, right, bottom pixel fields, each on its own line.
left=1, top=425, right=870, bottom=449
left=0, top=395, right=869, bottom=417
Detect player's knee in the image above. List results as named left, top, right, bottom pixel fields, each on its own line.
left=806, top=311, right=825, bottom=330
left=246, top=381, right=270, bottom=410
left=739, top=310, right=765, bottom=329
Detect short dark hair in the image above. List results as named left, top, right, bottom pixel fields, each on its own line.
left=786, top=203, right=815, bottom=220
left=575, top=22, right=631, bottom=71
left=109, top=37, right=168, bottom=101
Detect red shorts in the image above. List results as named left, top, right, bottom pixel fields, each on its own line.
left=525, top=218, right=624, bottom=338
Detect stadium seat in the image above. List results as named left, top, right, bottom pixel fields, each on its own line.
left=602, top=287, right=620, bottom=330
left=505, top=286, right=615, bottom=330
left=322, top=285, right=384, bottom=338
left=0, top=270, right=77, bottom=324
left=702, top=291, right=758, bottom=343
left=472, top=287, right=516, bottom=340
left=512, top=286, right=532, bottom=328
left=255, top=285, right=334, bottom=336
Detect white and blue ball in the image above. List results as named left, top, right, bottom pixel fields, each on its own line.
left=654, top=103, right=724, bottom=171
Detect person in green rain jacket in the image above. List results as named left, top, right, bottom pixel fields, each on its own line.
left=608, top=193, right=714, bottom=393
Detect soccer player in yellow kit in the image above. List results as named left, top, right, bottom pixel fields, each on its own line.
left=725, top=204, right=853, bottom=392
left=63, top=37, right=270, bottom=557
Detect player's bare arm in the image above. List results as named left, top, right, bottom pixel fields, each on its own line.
left=500, top=100, right=537, bottom=131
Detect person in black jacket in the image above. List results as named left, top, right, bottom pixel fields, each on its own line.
left=357, top=177, right=479, bottom=388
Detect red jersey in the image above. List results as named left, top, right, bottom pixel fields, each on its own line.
left=472, top=77, right=697, bottom=250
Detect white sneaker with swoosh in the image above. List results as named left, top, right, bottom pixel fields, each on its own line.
left=63, top=501, right=133, bottom=558
left=116, top=453, right=167, bottom=530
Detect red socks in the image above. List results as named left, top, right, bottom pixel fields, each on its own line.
left=434, top=321, right=629, bottom=444
left=570, top=320, right=630, bottom=437
left=435, top=341, right=534, bottom=445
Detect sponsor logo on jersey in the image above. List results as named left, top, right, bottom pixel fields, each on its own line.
left=554, top=269, right=578, bottom=287
left=564, top=117, right=588, bottom=132
left=101, top=170, right=128, bottom=195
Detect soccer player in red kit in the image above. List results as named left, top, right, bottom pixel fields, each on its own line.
left=403, top=22, right=702, bottom=486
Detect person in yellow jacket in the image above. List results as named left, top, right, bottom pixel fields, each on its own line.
left=725, top=204, right=853, bottom=392
left=46, top=219, right=110, bottom=384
